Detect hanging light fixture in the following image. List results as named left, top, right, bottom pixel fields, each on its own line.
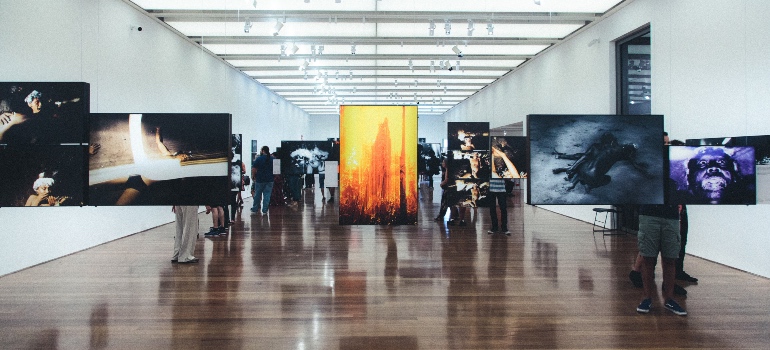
left=467, top=19, right=474, bottom=36
left=272, top=20, right=284, bottom=36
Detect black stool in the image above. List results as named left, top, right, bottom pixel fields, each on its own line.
left=592, top=208, right=622, bottom=235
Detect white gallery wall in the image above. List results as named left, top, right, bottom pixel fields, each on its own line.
left=443, top=0, right=770, bottom=278
left=0, top=0, right=310, bottom=276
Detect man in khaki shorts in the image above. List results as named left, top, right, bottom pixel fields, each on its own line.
left=635, top=204, right=687, bottom=316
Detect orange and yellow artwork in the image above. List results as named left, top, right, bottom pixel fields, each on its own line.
left=339, top=105, right=418, bottom=225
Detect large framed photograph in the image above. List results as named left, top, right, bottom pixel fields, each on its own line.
left=687, top=135, right=770, bottom=204
left=0, top=145, right=86, bottom=207
left=447, top=122, right=490, bottom=151
left=88, top=113, right=231, bottom=206
left=0, top=82, right=89, bottom=145
left=280, top=140, right=332, bottom=175
left=231, top=134, right=243, bottom=191
left=668, top=145, right=756, bottom=205
left=339, top=105, right=418, bottom=225
left=491, top=136, right=528, bottom=179
left=527, top=114, right=665, bottom=205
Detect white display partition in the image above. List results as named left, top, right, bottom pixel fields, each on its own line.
left=325, top=161, right=339, bottom=188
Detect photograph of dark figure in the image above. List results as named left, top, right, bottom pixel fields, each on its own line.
left=447, top=122, right=490, bottom=151
left=280, top=141, right=331, bottom=175
left=687, top=135, right=770, bottom=204
left=0, top=82, right=89, bottom=145
left=88, top=113, right=231, bottom=206
left=491, top=136, right=528, bottom=179
left=668, top=146, right=756, bottom=205
left=528, top=114, right=664, bottom=205
left=449, top=150, right=491, bottom=180
left=0, top=145, right=86, bottom=207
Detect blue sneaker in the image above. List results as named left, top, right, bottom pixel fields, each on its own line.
left=636, top=298, right=652, bottom=313
left=664, top=299, right=687, bottom=316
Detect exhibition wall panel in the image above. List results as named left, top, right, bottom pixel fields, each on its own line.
left=442, top=0, right=770, bottom=277
left=0, top=0, right=309, bottom=276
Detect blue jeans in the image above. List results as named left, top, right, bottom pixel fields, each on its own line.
left=251, top=181, right=274, bottom=213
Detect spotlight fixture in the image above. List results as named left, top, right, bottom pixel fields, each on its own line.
left=353, top=87, right=356, bottom=93
left=280, top=44, right=286, bottom=56
left=444, top=86, right=447, bottom=94
left=244, top=18, right=252, bottom=33
left=351, top=44, right=356, bottom=55
left=456, top=60, right=461, bottom=70
left=467, top=19, right=474, bottom=36
left=349, top=70, right=353, bottom=79
left=272, top=20, right=284, bottom=36
left=299, top=60, right=309, bottom=71
left=318, top=45, right=324, bottom=55
left=336, top=0, right=341, bottom=3
left=311, top=45, right=316, bottom=56
left=429, top=60, right=435, bottom=72
left=303, top=72, right=308, bottom=80
left=428, top=20, right=436, bottom=36
left=444, top=20, right=451, bottom=35
left=437, top=79, right=441, bottom=87
left=439, top=61, right=445, bottom=69
left=305, top=0, right=309, bottom=2
left=290, top=43, right=299, bottom=55
left=394, top=79, right=398, bottom=87
left=452, top=45, right=463, bottom=57
left=487, top=22, right=494, bottom=35
left=414, top=79, right=418, bottom=88
left=408, top=59, right=413, bottom=72
left=534, top=0, right=541, bottom=5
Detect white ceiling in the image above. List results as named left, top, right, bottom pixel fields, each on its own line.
left=132, top=0, right=627, bottom=116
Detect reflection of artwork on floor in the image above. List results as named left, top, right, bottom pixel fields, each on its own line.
left=687, top=135, right=770, bottom=204
left=0, top=145, right=86, bottom=207
left=88, top=113, right=231, bottom=206
left=280, top=140, right=332, bottom=175
left=447, top=122, right=490, bottom=151
left=0, top=82, right=89, bottom=145
left=528, top=114, right=665, bottom=205
left=449, top=150, right=491, bottom=180
left=339, top=105, right=418, bottom=225
left=668, top=146, right=756, bottom=205
left=491, top=136, right=528, bottom=179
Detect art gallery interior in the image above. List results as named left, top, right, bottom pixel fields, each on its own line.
left=1, top=0, right=769, bottom=348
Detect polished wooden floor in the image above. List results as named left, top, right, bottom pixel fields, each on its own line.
left=1, top=185, right=769, bottom=349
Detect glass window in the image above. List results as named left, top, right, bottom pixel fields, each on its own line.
left=618, top=29, right=650, bottom=115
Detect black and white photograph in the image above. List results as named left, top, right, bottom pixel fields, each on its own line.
left=491, top=136, right=528, bottom=179
left=280, top=140, right=332, bottom=175
left=528, top=114, right=665, bottom=205
left=0, top=145, right=86, bottom=207
left=447, top=122, right=490, bottom=151
left=88, top=113, right=231, bottom=206
left=668, top=145, right=756, bottom=205
left=0, top=82, right=89, bottom=145
left=231, top=134, right=243, bottom=191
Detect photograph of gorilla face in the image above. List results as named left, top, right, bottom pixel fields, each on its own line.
left=528, top=114, right=665, bottom=205
left=687, top=135, right=770, bottom=204
left=668, top=146, right=756, bottom=205
left=491, top=136, right=528, bottom=179
left=280, top=140, right=331, bottom=175
left=449, top=150, right=491, bottom=180
left=447, top=122, right=490, bottom=151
